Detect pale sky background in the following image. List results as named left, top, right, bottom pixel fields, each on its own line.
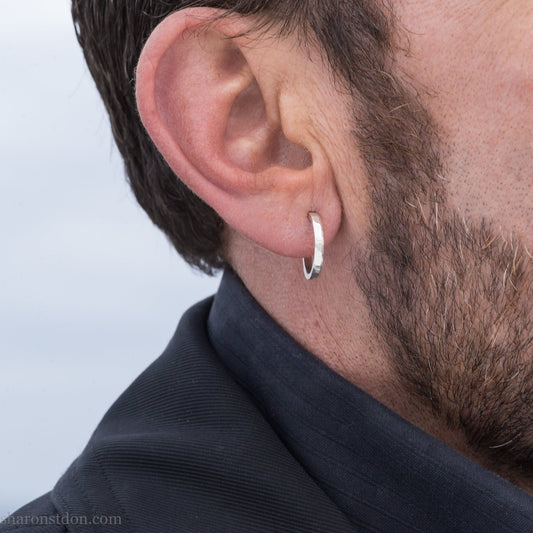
left=0, top=1, right=220, bottom=515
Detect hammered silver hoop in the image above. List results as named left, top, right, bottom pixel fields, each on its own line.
left=302, top=212, right=324, bottom=280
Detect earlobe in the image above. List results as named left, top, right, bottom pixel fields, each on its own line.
left=135, top=8, right=342, bottom=258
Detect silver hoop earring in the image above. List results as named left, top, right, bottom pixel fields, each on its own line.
left=302, top=212, right=324, bottom=280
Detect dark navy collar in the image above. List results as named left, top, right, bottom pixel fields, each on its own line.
left=208, top=268, right=533, bottom=532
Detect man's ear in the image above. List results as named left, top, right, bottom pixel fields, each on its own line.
left=136, top=8, right=341, bottom=258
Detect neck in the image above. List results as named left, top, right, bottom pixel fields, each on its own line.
left=230, top=233, right=533, bottom=496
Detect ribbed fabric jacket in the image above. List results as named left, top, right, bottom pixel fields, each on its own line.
left=2, top=269, right=533, bottom=532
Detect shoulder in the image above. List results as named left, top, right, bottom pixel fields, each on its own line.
left=0, top=493, right=66, bottom=533
left=2, top=297, right=353, bottom=532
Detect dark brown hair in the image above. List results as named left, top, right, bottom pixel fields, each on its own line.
left=71, top=1, right=393, bottom=274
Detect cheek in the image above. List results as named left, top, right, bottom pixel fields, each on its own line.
left=444, top=123, right=533, bottom=249
left=395, top=3, right=533, bottom=248
left=414, top=36, right=533, bottom=246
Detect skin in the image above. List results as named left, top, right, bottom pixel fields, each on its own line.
left=379, top=1, right=533, bottom=484
left=136, top=3, right=533, bottom=491
left=397, top=1, right=533, bottom=245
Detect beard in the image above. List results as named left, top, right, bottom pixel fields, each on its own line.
left=351, top=69, right=533, bottom=484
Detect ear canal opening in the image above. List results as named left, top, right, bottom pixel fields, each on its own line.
left=273, top=133, right=313, bottom=171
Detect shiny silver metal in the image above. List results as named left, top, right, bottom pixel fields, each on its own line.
left=303, top=212, right=324, bottom=280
